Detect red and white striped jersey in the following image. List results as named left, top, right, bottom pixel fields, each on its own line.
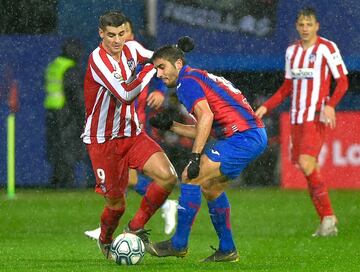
left=82, top=41, right=155, bottom=144
left=264, top=36, right=348, bottom=124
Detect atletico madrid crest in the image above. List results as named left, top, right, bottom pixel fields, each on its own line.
left=127, top=58, right=136, bottom=71
left=309, top=53, right=316, bottom=63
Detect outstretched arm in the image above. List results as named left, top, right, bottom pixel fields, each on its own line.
left=89, top=43, right=155, bottom=104
left=262, top=79, right=292, bottom=114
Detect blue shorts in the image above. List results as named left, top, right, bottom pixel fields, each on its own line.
left=205, top=128, right=267, bottom=180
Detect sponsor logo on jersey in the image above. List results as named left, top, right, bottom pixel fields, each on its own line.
left=113, top=72, right=123, bottom=81
left=177, top=83, right=182, bottom=89
left=291, top=68, right=314, bottom=79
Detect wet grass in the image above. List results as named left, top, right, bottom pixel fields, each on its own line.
left=1, top=188, right=359, bottom=272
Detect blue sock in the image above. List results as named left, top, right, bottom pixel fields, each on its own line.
left=171, top=184, right=201, bottom=250
left=133, top=173, right=151, bottom=196
left=207, top=192, right=236, bottom=252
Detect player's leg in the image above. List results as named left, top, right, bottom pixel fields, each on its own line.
left=86, top=140, right=128, bottom=259
left=294, top=123, right=337, bottom=236
left=128, top=169, right=138, bottom=187
left=298, top=154, right=337, bottom=236
left=200, top=128, right=267, bottom=262
left=126, top=133, right=177, bottom=232
left=132, top=170, right=178, bottom=235
left=132, top=171, right=150, bottom=195
left=160, top=198, right=178, bottom=235
left=200, top=176, right=239, bottom=262
left=150, top=156, right=221, bottom=257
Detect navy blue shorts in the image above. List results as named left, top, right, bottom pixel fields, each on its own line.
left=205, top=128, right=267, bottom=180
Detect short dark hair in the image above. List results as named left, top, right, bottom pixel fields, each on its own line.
left=152, top=45, right=186, bottom=66
left=296, top=7, right=318, bottom=22
left=124, top=16, right=134, bottom=34
left=99, top=10, right=127, bottom=30
left=152, top=37, right=194, bottom=65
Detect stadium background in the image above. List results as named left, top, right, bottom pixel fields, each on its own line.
left=0, top=0, right=359, bottom=187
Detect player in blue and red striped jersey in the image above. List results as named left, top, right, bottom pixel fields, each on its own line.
left=148, top=37, right=268, bottom=262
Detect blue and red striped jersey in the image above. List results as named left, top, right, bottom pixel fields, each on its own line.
left=176, top=65, right=264, bottom=138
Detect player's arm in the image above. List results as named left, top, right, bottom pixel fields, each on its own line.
left=149, top=98, right=212, bottom=141
left=147, top=77, right=167, bottom=110
left=256, top=46, right=293, bottom=118
left=149, top=112, right=197, bottom=138
left=322, top=42, right=349, bottom=129
left=179, top=100, right=213, bottom=180
left=126, top=40, right=153, bottom=64
left=190, top=100, right=213, bottom=154
left=324, top=43, right=349, bottom=108
left=89, top=48, right=155, bottom=104
left=170, top=122, right=196, bottom=138
left=255, top=79, right=292, bottom=118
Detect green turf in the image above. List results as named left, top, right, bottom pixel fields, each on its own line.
left=1, top=188, right=359, bottom=272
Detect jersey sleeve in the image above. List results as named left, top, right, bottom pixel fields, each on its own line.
left=263, top=79, right=292, bottom=112
left=89, top=47, right=155, bottom=104
left=124, top=40, right=153, bottom=64
left=322, top=42, right=349, bottom=107
left=176, top=77, right=206, bottom=113
left=323, top=42, right=348, bottom=79
left=284, top=46, right=293, bottom=79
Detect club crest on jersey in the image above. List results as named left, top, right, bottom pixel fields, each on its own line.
left=309, top=53, right=316, bottom=63
left=127, top=58, right=136, bottom=71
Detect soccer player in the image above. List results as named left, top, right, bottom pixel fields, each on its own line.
left=255, top=7, right=348, bottom=237
left=84, top=17, right=178, bottom=240
left=148, top=38, right=267, bottom=262
left=82, top=10, right=178, bottom=259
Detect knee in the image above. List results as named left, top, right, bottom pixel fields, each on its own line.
left=297, top=157, right=315, bottom=176
left=201, top=183, right=220, bottom=201
left=105, top=194, right=126, bottom=210
left=155, top=167, right=178, bottom=189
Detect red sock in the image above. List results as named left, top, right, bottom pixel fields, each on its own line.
left=129, top=182, right=170, bottom=230
left=100, top=206, right=125, bottom=244
left=306, top=170, right=334, bottom=220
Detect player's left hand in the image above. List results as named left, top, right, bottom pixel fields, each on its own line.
left=186, top=153, right=201, bottom=179
left=147, top=91, right=165, bottom=110
left=322, top=105, right=336, bottom=129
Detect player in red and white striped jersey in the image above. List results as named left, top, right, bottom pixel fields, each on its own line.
left=256, top=7, right=348, bottom=237
left=82, top=11, right=178, bottom=258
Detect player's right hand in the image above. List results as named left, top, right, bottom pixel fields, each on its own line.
left=186, top=153, right=201, bottom=179
left=149, top=111, right=173, bottom=130
left=147, top=91, right=165, bottom=110
left=255, top=105, right=267, bottom=118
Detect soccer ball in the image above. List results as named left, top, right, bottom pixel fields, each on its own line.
left=110, top=233, right=145, bottom=265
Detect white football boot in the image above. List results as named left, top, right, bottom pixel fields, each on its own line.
left=161, top=199, right=178, bottom=235
left=85, top=227, right=101, bottom=240
left=312, top=215, right=338, bottom=237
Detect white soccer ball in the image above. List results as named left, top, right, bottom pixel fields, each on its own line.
left=110, top=233, right=145, bottom=265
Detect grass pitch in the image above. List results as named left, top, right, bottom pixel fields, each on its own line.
left=1, top=188, right=359, bottom=272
